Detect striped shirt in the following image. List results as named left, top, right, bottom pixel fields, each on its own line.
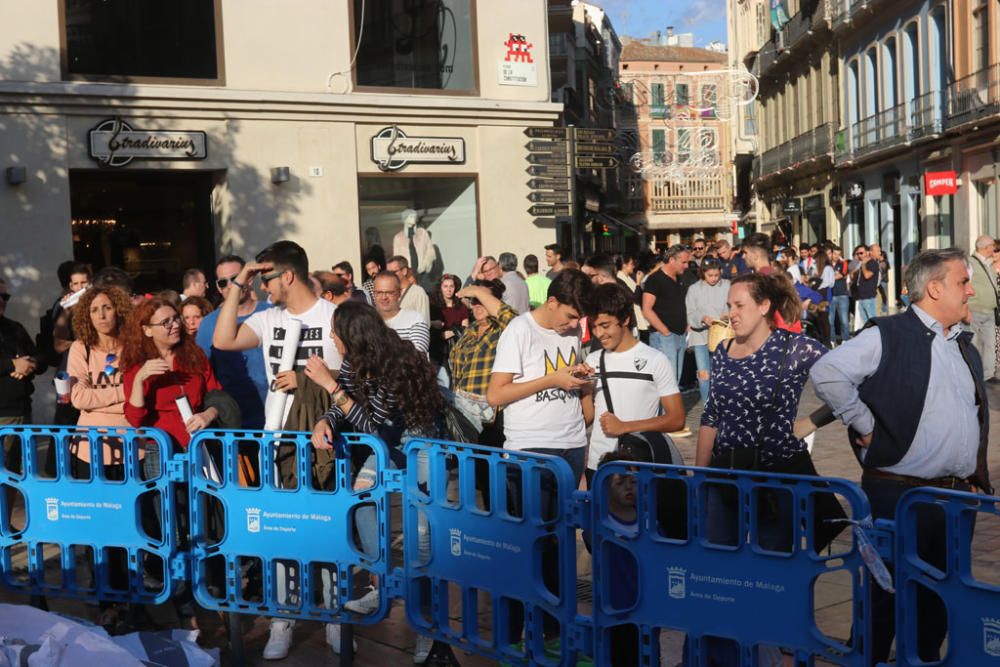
left=322, top=359, right=399, bottom=435
left=386, top=309, right=430, bottom=354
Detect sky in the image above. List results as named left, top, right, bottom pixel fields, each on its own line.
left=600, top=0, right=728, bottom=48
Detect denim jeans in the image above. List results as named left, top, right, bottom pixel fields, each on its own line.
left=857, top=298, right=877, bottom=327
left=829, top=295, right=850, bottom=342
left=650, top=331, right=687, bottom=383
left=691, top=344, right=711, bottom=404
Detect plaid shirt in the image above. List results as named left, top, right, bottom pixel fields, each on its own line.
left=449, top=303, right=516, bottom=396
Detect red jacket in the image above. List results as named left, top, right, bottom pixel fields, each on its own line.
left=123, top=356, right=221, bottom=448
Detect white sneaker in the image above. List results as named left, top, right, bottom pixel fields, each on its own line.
left=414, top=635, right=434, bottom=664
left=325, top=623, right=358, bottom=654
left=262, top=619, right=294, bottom=660
left=344, top=586, right=380, bottom=614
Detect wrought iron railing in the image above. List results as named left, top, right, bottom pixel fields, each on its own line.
left=909, top=90, right=945, bottom=138
left=946, top=63, right=1000, bottom=124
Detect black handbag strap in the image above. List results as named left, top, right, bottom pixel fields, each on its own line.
left=972, top=254, right=1000, bottom=301
left=598, top=349, right=615, bottom=414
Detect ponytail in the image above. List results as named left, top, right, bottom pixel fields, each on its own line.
left=731, top=272, right=801, bottom=328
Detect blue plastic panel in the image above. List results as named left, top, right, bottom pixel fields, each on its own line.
left=590, top=463, right=872, bottom=666
left=187, top=430, right=396, bottom=624
left=402, top=438, right=584, bottom=667
left=894, top=487, right=1000, bottom=666
left=0, top=425, right=175, bottom=604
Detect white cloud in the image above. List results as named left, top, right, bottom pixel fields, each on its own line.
left=681, top=0, right=726, bottom=27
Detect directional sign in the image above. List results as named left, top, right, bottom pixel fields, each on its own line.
left=576, top=155, right=619, bottom=169
left=528, top=153, right=569, bottom=165
left=527, top=178, right=571, bottom=190
left=573, top=128, right=615, bottom=142
left=528, top=204, right=572, bottom=217
left=525, top=140, right=567, bottom=152
left=575, top=142, right=616, bottom=155
left=525, top=127, right=569, bottom=140
left=526, top=165, right=571, bottom=177
left=527, top=191, right=572, bottom=203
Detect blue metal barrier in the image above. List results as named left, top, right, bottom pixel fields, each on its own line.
left=894, top=487, right=1000, bottom=666
left=187, top=430, right=397, bottom=624
left=0, top=425, right=176, bottom=605
left=402, top=439, right=585, bottom=666
left=590, top=463, right=872, bottom=666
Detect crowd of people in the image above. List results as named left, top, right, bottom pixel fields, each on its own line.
left=0, top=231, right=993, bottom=666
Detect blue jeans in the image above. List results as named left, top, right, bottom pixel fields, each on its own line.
left=830, top=295, right=850, bottom=342
left=858, top=298, right=877, bottom=327
left=691, top=344, right=711, bottom=404
left=650, top=331, right=687, bottom=384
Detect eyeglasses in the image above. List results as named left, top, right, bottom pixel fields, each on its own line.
left=104, top=353, right=118, bottom=376
left=693, top=246, right=706, bottom=251
left=259, top=269, right=286, bottom=284
left=0, top=294, right=10, bottom=303
left=149, top=316, right=181, bottom=329
left=373, top=290, right=400, bottom=298
left=216, top=274, right=239, bottom=289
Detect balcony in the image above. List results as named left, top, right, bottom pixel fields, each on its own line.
left=946, top=63, right=1000, bottom=127
left=849, top=102, right=907, bottom=158
left=757, top=123, right=833, bottom=177
left=780, top=0, right=828, bottom=51
left=909, top=90, right=945, bottom=139
left=648, top=170, right=730, bottom=212
left=650, top=105, right=669, bottom=120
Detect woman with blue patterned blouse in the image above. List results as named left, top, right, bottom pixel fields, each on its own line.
left=693, top=272, right=828, bottom=666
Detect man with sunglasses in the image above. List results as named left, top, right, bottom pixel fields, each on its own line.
left=212, top=241, right=346, bottom=659
left=690, top=238, right=708, bottom=267
left=195, top=255, right=269, bottom=429
left=0, top=278, right=42, bottom=427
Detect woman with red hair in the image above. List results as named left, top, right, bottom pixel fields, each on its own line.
left=121, top=297, right=221, bottom=447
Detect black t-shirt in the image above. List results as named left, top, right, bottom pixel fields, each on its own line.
left=855, top=259, right=880, bottom=299
left=644, top=269, right=694, bottom=334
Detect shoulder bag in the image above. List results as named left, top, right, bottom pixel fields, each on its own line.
left=971, top=255, right=1000, bottom=326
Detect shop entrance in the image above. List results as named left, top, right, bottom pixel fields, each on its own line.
left=70, top=170, right=217, bottom=294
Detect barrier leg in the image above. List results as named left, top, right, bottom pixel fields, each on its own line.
left=226, top=612, right=245, bottom=667
left=341, top=624, right=354, bottom=667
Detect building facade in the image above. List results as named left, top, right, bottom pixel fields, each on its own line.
left=618, top=41, right=736, bottom=248
left=0, top=0, right=561, bottom=326
left=737, top=0, right=1000, bottom=302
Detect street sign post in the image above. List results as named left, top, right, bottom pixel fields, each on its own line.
left=528, top=204, right=572, bottom=217
left=524, top=127, right=569, bottom=140
left=575, top=155, right=619, bottom=169
left=526, top=165, right=571, bottom=177
left=527, top=191, right=572, bottom=203
left=575, top=142, right=615, bottom=155
left=573, top=128, right=615, bottom=142
left=525, top=140, right=567, bottom=152
left=527, top=178, right=572, bottom=190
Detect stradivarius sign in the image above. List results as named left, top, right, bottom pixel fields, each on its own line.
left=88, top=118, right=207, bottom=167
left=371, top=125, right=465, bottom=172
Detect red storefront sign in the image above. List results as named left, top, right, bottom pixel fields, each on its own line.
left=924, top=171, right=958, bottom=196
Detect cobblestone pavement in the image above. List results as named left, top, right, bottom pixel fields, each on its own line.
left=2, top=385, right=998, bottom=666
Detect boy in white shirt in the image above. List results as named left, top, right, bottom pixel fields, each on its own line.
left=582, top=283, right=686, bottom=486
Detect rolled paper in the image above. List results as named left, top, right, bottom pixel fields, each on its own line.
left=61, top=286, right=88, bottom=309
left=175, top=394, right=194, bottom=423
left=263, top=318, right=304, bottom=431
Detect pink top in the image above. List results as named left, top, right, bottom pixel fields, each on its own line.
left=67, top=340, right=130, bottom=463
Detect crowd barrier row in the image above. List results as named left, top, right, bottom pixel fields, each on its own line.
left=0, top=425, right=998, bottom=667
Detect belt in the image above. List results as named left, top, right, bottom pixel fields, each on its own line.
left=864, top=468, right=971, bottom=490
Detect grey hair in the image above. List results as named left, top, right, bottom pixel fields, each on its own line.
left=498, top=252, right=518, bottom=272
left=904, top=248, right=968, bottom=302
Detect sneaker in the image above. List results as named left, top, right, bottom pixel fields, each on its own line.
left=325, top=623, right=357, bottom=654
left=263, top=619, right=294, bottom=660
left=668, top=427, right=693, bottom=438
left=414, top=635, right=434, bottom=664
left=345, top=586, right=380, bottom=614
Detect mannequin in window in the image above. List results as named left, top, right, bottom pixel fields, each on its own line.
left=393, top=208, right=436, bottom=280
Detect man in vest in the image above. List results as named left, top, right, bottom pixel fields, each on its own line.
left=808, top=248, right=992, bottom=665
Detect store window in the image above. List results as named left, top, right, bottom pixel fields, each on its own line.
left=353, top=0, right=476, bottom=92
left=976, top=179, right=999, bottom=238
left=63, top=0, right=221, bottom=80
left=358, top=177, right=478, bottom=293
left=930, top=195, right=954, bottom=248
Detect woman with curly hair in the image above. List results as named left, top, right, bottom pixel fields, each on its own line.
left=121, top=296, right=221, bottom=448
left=67, top=286, right=134, bottom=458
left=305, top=301, right=442, bottom=656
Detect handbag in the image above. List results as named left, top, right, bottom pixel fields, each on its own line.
left=708, top=331, right=847, bottom=552
left=707, top=318, right=734, bottom=353
left=598, top=350, right=683, bottom=466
